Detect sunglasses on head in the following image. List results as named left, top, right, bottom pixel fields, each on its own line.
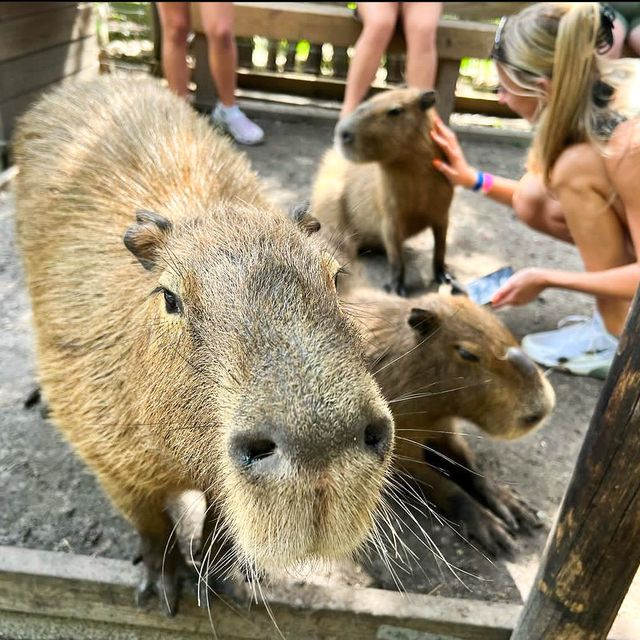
left=491, top=15, right=539, bottom=76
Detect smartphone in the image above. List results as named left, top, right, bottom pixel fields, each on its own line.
left=466, top=266, right=515, bottom=306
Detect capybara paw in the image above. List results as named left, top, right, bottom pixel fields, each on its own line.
left=496, top=487, right=543, bottom=534
left=136, top=571, right=180, bottom=617
left=453, top=495, right=516, bottom=559
left=191, top=574, right=251, bottom=609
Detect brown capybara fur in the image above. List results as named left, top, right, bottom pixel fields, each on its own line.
left=343, top=286, right=556, bottom=556
left=13, top=76, right=395, bottom=612
left=310, top=88, right=455, bottom=295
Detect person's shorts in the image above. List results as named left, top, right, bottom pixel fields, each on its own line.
left=609, top=2, right=640, bottom=34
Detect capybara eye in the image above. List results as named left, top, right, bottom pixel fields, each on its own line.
left=163, top=289, right=180, bottom=315
left=334, top=266, right=348, bottom=289
left=455, top=345, right=480, bottom=362
left=387, top=106, right=404, bottom=117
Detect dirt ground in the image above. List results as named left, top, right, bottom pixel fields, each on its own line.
left=0, top=102, right=635, bottom=624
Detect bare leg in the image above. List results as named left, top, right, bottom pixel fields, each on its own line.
left=603, top=15, right=627, bottom=59
left=401, top=2, right=442, bottom=89
left=552, top=143, right=634, bottom=336
left=628, top=24, right=640, bottom=56
left=156, top=3, right=191, bottom=98
left=513, top=171, right=573, bottom=243
left=198, top=2, right=237, bottom=106
left=340, top=3, right=399, bottom=118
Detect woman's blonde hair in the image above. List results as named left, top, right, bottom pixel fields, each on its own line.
left=499, top=2, right=620, bottom=183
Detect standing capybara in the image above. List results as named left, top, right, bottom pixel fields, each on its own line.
left=13, top=76, right=395, bottom=613
left=310, top=88, right=456, bottom=295
left=343, top=286, right=556, bottom=556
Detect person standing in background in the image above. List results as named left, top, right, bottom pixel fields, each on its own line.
left=157, top=2, right=264, bottom=145
left=340, top=2, right=442, bottom=118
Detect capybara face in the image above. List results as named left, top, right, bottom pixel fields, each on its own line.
left=349, top=289, right=555, bottom=441
left=124, top=205, right=394, bottom=572
left=335, top=88, right=438, bottom=163
left=401, top=294, right=556, bottom=440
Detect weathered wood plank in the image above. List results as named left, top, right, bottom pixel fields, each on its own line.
left=0, top=65, right=98, bottom=143
left=442, top=2, right=532, bottom=20
left=0, top=3, right=95, bottom=63
left=0, top=35, right=100, bottom=102
left=0, top=2, right=76, bottom=22
left=511, top=290, right=640, bottom=639
left=0, top=545, right=519, bottom=640
left=190, top=3, right=495, bottom=59
left=193, top=67, right=516, bottom=119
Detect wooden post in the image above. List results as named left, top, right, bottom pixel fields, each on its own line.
left=304, top=42, right=322, bottom=75
left=511, top=292, right=640, bottom=639
left=435, top=59, right=459, bottom=123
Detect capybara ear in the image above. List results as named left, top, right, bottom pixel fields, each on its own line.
left=408, top=307, right=441, bottom=336
left=418, top=90, right=437, bottom=111
left=289, top=201, right=321, bottom=235
left=124, top=209, right=173, bottom=271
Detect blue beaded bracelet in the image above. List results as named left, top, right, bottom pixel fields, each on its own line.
left=472, top=170, right=484, bottom=192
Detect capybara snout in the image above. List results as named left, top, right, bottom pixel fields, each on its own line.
left=335, top=89, right=437, bottom=163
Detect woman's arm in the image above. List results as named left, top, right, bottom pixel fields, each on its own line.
left=491, top=264, right=640, bottom=308
left=430, top=114, right=519, bottom=207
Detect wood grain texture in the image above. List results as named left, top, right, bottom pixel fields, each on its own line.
left=0, top=545, right=519, bottom=640
left=512, top=292, right=640, bottom=639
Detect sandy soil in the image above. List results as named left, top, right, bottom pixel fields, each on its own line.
left=0, top=105, right=606, bottom=608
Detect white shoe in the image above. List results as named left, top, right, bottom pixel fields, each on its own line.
left=521, top=312, right=618, bottom=380
left=211, top=103, right=264, bottom=145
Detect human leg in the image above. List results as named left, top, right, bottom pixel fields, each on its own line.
left=157, top=3, right=191, bottom=98
left=520, top=144, right=630, bottom=378
left=604, top=11, right=628, bottom=59
left=198, top=2, right=263, bottom=144
left=340, top=2, right=399, bottom=118
left=512, top=172, right=573, bottom=243
left=401, top=2, right=441, bottom=89
left=552, top=143, right=633, bottom=337
left=198, top=1, right=236, bottom=106
left=627, top=22, right=640, bottom=56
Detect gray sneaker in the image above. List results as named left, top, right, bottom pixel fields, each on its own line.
left=211, top=103, right=264, bottom=145
left=521, top=312, right=618, bottom=379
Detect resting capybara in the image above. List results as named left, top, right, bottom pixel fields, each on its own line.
left=310, top=88, right=456, bottom=295
left=13, top=76, right=395, bottom=613
left=343, top=286, right=556, bottom=556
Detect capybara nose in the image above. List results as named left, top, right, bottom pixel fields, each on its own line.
left=340, top=128, right=354, bottom=145
left=521, top=412, right=545, bottom=428
left=362, top=418, right=392, bottom=460
left=229, top=414, right=393, bottom=473
left=506, top=347, right=538, bottom=377
left=229, top=432, right=279, bottom=471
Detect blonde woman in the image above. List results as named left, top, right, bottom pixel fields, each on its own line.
left=431, top=2, right=640, bottom=379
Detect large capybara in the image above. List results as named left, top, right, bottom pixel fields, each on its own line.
left=310, top=88, right=456, bottom=295
left=342, top=286, right=556, bottom=556
left=13, top=76, right=395, bottom=613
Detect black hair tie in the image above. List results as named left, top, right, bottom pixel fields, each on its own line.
left=597, top=3, right=615, bottom=53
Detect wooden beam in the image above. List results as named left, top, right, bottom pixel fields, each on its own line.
left=0, top=35, right=100, bottom=102
left=193, top=66, right=518, bottom=120
left=0, top=2, right=76, bottom=22
left=0, top=545, right=520, bottom=640
left=190, top=2, right=495, bottom=59
left=511, top=291, right=640, bottom=639
left=0, top=3, right=95, bottom=63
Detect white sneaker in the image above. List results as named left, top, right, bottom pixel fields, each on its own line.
left=211, top=103, right=264, bottom=145
left=521, top=312, right=618, bottom=380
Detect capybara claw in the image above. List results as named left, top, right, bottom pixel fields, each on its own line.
left=135, top=574, right=179, bottom=617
